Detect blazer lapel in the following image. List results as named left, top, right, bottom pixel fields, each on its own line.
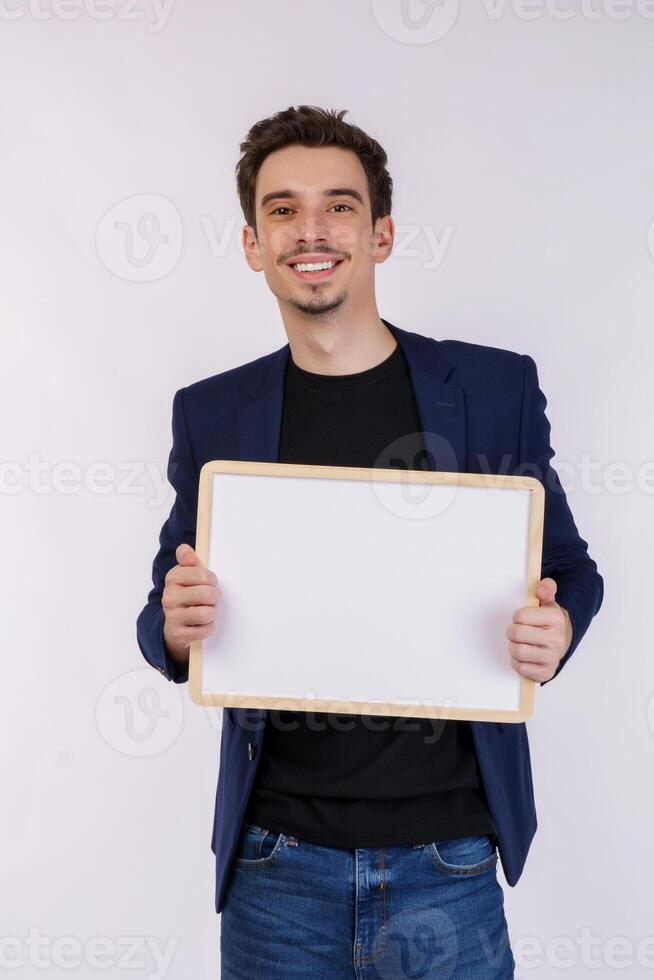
left=383, top=319, right=467, bottom=474
left=235, top=318, right=466, bottom=473
left=234, top=344, right=290, bottom=463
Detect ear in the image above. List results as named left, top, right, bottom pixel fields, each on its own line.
left=243, top=224, right=263, bottom=272
left=372, top=214, right=394, bottom=266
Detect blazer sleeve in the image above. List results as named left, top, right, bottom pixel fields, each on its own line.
left=136, top=387, right=198, bottom=683
left=519, top=354, right=604, bottom=686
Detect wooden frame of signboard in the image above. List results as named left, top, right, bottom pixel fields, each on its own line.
left=189, top=460, right=544, bottom=723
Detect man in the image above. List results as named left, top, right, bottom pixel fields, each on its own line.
left=137, top=105, right=603, bottom=978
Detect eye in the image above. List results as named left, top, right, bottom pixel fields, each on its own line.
left=270, top=206, right=292, bottom=216
left=331, top=203, right=353, bottom=212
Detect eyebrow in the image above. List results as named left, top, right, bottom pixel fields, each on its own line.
left=259, top=187, right=365, bottom=209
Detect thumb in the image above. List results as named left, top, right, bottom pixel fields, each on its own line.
left=536, top=576, right=557, bottom=606
left=176, top=542, right=200, bottom=566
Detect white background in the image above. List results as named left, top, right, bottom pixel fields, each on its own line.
left=1, top=1, right=652, bottom=977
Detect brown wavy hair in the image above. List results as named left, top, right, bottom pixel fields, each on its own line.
left=235, top=105, right=393, bottom=234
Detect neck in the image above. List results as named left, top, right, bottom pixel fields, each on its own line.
left=280, top=298, right=396, bottom=376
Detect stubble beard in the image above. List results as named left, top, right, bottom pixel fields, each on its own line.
left=288, top=286, right=348, bottom=318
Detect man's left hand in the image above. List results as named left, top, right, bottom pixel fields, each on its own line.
left=505, top=577, right=573, bottom=683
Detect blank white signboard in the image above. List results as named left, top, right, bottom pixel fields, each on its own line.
left=189, top=461, right=544, bottom=723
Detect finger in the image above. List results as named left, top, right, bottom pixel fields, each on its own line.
left=507, top=641, right=548, bottom=664
left=505, top=622, right=549, bottom=647
left=168, top=583, right=221, bottom=609
left=170, top=622, right=216, bottom=644
left=512, top=607, right=559, bottom=630
left=510, top=657, right=550, bottom=682
left=167, top=564, right=218, bottom=587
left=177, top=604, right=217, bottom=627
left=176, top=543, right=199, bottom=565
left=535, top=577, right=557, bottom=605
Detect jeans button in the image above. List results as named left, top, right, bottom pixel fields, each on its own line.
left=247, top=741, right=256, bottom=761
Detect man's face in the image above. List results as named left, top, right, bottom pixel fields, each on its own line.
left=243, top=144, right=393, bottom=317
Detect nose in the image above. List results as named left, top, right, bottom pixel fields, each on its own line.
left=295, top=210, right=329, bottom=246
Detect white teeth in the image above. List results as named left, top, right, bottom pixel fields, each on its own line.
left=293, top=261, right=336, bottom=273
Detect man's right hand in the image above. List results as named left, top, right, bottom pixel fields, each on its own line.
left=162, top=543, right=221, bottom=666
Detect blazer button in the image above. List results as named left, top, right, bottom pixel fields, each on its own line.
left=247, top=741, right=256, bottom=761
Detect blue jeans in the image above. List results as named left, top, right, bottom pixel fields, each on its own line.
left=220, top=822, right=515, bottom=979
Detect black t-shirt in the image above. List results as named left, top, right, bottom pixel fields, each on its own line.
left=243, top=337, right=497, bottom=847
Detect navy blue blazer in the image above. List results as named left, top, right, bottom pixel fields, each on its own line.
left=136, top=318, right=603, bottom=914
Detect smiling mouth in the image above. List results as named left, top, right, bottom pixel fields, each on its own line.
left=287, top=258, right=345, bottom=282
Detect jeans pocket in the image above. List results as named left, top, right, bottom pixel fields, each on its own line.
left=428, top=834, right=497, bottom=877
left=234, top=823, right=286, bottom=869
